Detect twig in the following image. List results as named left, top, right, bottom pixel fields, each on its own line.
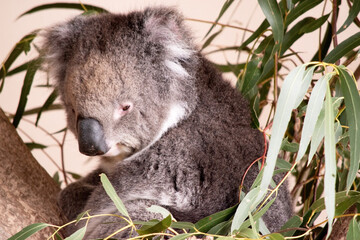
left=331, top=0, right=340, bottom=65
left=61, top=129, right=68, bottom=185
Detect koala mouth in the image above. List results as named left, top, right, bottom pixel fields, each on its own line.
left=103, top=143, right=135, bottom=159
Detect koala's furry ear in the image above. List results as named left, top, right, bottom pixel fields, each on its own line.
left=40, top=21, right=77, bottom=82
left=142, top=7, right=194, bottom=75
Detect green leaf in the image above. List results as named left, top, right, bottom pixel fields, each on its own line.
left=323, top=32, right=360, bottom=63
left=171, top=233, right=196, bottom=240
left=67, top=171, right=82, bottom=180
left=201, top=29, right=223, bottom=50
left=19, top=3, right=108, bottom=18
left=258, top=65, right=307, bottom=202
left=65, top=226, right=86, bottom=240
left=207, top=220, right=232, bottom=235
left=300, top=14, right=330, bottom=33
left=287, top=0, right=294, bottom=11
left=295, top=72, right=334, bottom=163
left=231, top=187, right=261, bottom=233
left=35, top=89, right=58, bottom=126
left=337, top=0, right=360, bottom=34
left=268, top=233, right=285, bottom=240
left=280, top=215, right=302, bottom=237
left=239, top=20, right=270, bottom=51
left=12, top=59, right=41, bottom=128
left=137, top=215, right=172, bottom=235
left=170, top=221, right=195, bottom=230
left=338, top=67, right=360, bottom=191
left=0, top=32, right=38, bottom=92
left=204, top=0, right=234, bottom=38
left=324, top=81, right=336, bottom=239
left=285, top=0, right=323, bottom=27
left=100, top=173, right=129, bottom=218
left=280, top=137, right=299, bottom=152
left=147, top=205, right=173, bottom=219
left=6, top=59, right=39, bottom=77
left=310, top=191, right=360, bottom=213
left=347, top=217, right=360, bottom=240
left=258, top=0, right=284, bottom=44
left=311, top=22, right=332, bottom=62
left=195, top=204, right=237, bottom=233
left=8, top=223, right=51, bottom=240
left=25, top=142, right=47, bottom=150
left=281, top=17, right=314, bottom=55
left=308, top=97, right=343, bottom=164
left=239, top=57, right=262, bottom=97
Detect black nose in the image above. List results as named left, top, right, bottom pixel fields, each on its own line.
left=77, top=117, right=109, bottom=156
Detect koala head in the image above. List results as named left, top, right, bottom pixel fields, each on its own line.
left=42, top=7, right=198, bottom=157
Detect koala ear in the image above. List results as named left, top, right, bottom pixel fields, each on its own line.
left=40, top=19, right=80, bottom=83
left=143, top=7, right=194, bottom=76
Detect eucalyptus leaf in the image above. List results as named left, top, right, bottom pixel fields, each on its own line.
left=346, top=217, right=360, bottom=240
left=35, top=89, right=58, bottom=126
left=204, top=0, right=234, bottom=38
left=338, top=67, right=360, bottom=191
left=324, top=82, right=336, bottom=238
left=258, top=0, right=284, bottom=44
left=137, top=215, right=172, bottom=235
left=100, top=173, right=129, bottom=218
left=258, top=65, right=307, bottom=202
left=337, top=0, right=360, bottom=34
left=285, top=0, right=323, bottom=27
left=8, top=223, right=51, bottom=240
left=295, top=72, right=334, bottom=163
left=323, top=32, right=360, bottom=63
left=19, top=3, right=108, bottom=18
left=65, top=226, right=86, bottom=240
left=12, top=58, right=41, bottom=128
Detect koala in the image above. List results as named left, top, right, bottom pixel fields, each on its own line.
left=42, top=7, right=292, bottom=239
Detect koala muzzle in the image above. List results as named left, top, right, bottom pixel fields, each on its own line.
left=77, top=117, right=109, bottom=156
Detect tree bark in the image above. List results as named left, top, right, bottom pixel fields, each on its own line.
left=0, top=108, right=67, bottom=239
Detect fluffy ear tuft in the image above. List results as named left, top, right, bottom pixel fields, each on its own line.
left=143, top=7, right=194, bottom=76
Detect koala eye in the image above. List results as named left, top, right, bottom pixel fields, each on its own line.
left=122, top=105, right=131, bottom=111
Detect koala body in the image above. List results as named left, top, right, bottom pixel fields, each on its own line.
left=42, top=7, right=292, bottom=239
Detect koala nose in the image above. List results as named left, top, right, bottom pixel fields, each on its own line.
left=77, top=117, right=109, bottom=156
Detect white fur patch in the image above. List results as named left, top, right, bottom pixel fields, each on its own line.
left=166, top=44, right=192, bottom=59
left=165, top=60, right=189, bottom=77
left=160, top=103, right=186, bottom=137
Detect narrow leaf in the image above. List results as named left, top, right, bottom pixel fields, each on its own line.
left=300, top=14, right=330, bottom=33
left=280, top=215, right=302, bottom=237
left=323, top=32, right=360, bottom=64
left=147, top=205, right=173, bottom=219
left=240, top=57, right=262, bottom=96
left=0, top=32, right=38, bottom=91
left=338, top=67, right=360, bottom=191
left=346, top=217, right=360, bottom=240
left=204, top=0, right=234, bottom=38
left=258, top=65, right=307, bottom=201
left=337, top=0, right=360, bottom=34
left=100, top=173, right=129, bottom=217
left=258, top=0, right=284, bottom=44
left=8, top=223, right=51, bottom=240
left=171, top=233, right=196, bottom=240
left=231, top=187, right=261, bottom=233
left=201, top=29, right=223, bottom=50
left=25, top=142, right=47, bottom=150
left=295, top=72, right=334, bottom=163
left=170, top=222, right=195, bottom=230
left=6, top=59, right=38, bottom=77
left=137, top=215, right=172, bottom=235
left=65, top=226, right=86, bottom=240
left=12, top=59, right=41, bottom=128
left=19, top=3, right=108, bottom=18
left=324, top=81, right=336, bottom=238
left=239, top=20, right=269, bottom=50
left=35, top=89, right=58, bottom=126
left=308, top=97, right=343, bottom=164
left=195, top=204, right=237, bottom=233
left=311, top=22, right=332, bottom=62
left=285, top=0, right=323, bottom=27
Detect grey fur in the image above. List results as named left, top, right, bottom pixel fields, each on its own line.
left=41, top=7, right=292, bottom=239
